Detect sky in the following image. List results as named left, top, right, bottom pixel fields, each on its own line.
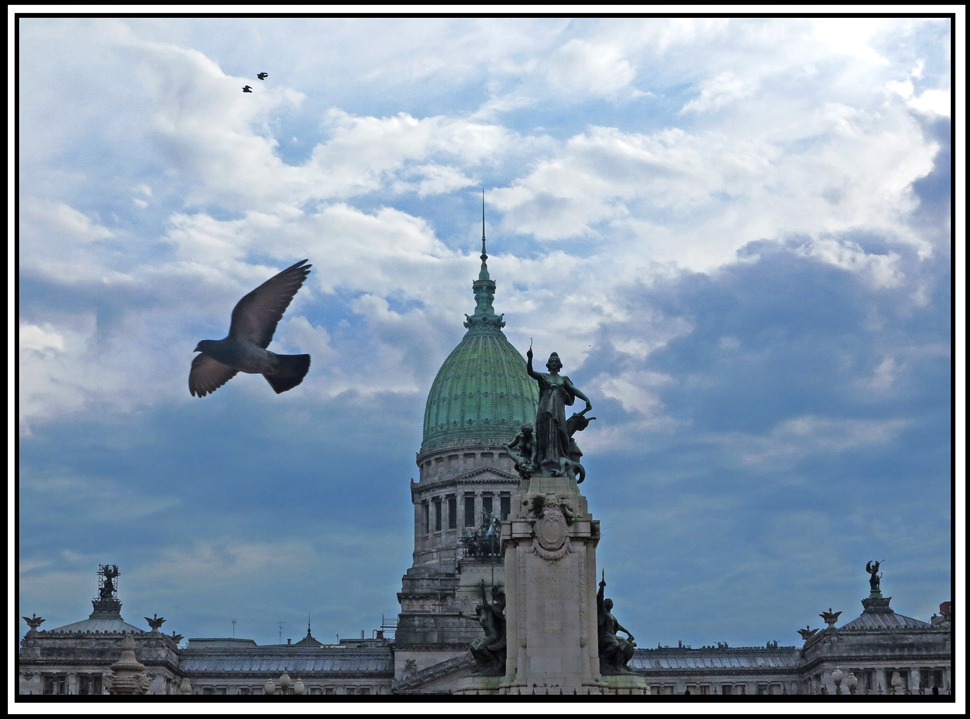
left=14, top=13, right=959, bottom=653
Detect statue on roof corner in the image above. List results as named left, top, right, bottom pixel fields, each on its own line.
left=99, top=565, right=120, bottom=599
left=866, top=560, right=883, bottom=593
left=525, top=346, right=595, bottom=482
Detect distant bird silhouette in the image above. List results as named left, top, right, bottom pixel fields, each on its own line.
left=257, top=72, right=268, bottom=80
left=190, top=260, right=312, bottom=397
left=242, top=85, right=253, bottom=93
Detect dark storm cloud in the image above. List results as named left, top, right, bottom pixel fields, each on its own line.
left=577, top=236, right=950, bottom=645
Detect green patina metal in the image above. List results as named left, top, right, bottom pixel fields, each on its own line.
left=420, top=207, right=538, bottom=454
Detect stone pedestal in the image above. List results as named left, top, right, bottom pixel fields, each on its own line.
left=452, top=675, right=503, bottom=695
left=499, top=475, right=606, bottom=694
left=603, top=673, right=650, bottom=695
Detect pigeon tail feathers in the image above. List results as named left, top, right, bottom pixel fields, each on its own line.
left=264, top=354, right=311, bottom=394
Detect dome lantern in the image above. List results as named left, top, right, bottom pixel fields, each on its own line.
left=420, top=199, right=537, bottom=454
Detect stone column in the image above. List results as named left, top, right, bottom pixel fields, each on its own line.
left=500, top=476, right=605, bottom=694
left=908, top=668, right=919, bottom=693
left=67, top=673, right=77, bottom=695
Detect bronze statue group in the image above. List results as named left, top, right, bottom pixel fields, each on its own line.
left=462, top=349, right=637, bottom=677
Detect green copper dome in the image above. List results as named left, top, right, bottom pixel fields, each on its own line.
left=420, top=228, right=538, bottom=454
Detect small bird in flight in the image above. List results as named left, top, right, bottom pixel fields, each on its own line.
left=257, top=72, right=268, bottom=80
left=190, top=260, right=312, bottom=397
left=242, top=85, right=253, bottom=93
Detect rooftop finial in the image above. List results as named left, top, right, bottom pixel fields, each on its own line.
left=464, top=191, right=504, bottom=332
left=481, top=189, right=487, bottom=262
left=478, top=190, right=490, bottom=282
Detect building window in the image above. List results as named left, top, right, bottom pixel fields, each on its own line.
left=359, top=687, right=371, bottom=695
left=448, top=495, right=457, bottom=529
left=238, top=687, right=250, bottom=695
left=423, top=501, right=429, bottom=534
left=310, top=687, right=321, bottom=695
left=434, top=498, right=442, bottom=532
left=699, top=685, right=709, bottom=695
left=43, top=675, right=67, bottom=695
left=202, top=687, right=214, bottom=695
left=325, top=687, right=335, bottom=695
left=482, top=495, right=493, bottom=518
left=721, top=684, right=733, bottom=695
left=464, top=495, right=476, bottom=527
left=500, top=495, right=511, bottom=520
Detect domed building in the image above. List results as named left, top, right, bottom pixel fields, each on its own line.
left=393, top=229, right=538, bottom=686
left=17, top=225, right=952, bottom=698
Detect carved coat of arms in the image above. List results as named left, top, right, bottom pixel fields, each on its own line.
left=529, top=493, right=574, bottom=561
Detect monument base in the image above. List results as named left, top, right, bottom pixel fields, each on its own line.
left=501, top=474, right=604, bottom=692
left=452, top=675, right=503, bottom=695
left=602, top=673, right=650, bottom=695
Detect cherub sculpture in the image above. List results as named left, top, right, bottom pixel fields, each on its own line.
left=504, top=424, right=536, bottom=479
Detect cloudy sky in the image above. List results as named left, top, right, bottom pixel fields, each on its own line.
left=16, top=15, right=956, bottom=651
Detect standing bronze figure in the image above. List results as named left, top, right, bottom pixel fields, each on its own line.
left=526, top=347, right=593, bottom=478
left=866, top=560, right=883, bottom=593
left=597, top=573, right=637, bottom=674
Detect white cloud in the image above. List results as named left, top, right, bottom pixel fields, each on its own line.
left=392, top=162, right=477, bottom=197
left=906, top=89, right=950, bottom=118
left=19, top=324, right=65, bottom=353
left=680, top=72, right=756, bottom=114
left=812, top=18, right=891, bottom=65
left=548, top=39, right=636, bottom=97
left=858, top=356, right=898, bottom=392
left=592, top=370, right=672, bottom=416
left=21, top=198, right=113, bottom=243
left=731, top=415, right=910, bottom=470
left=490, top=106, right=937, bottom=272
left=794, top=237, right=904, bottom=289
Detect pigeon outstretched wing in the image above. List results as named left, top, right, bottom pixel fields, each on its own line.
left=257, top=72, right=268, bottom=80
left=189, top=353, right=239, bottom=397
left=228, top=259, right=311, bottom=348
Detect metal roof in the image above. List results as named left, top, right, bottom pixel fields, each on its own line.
left=841, top=612, right=931, bottom=630
left=179, top=649, right=393, bottom=674
left=46, top=617, right=144, bottom=634
left=631, top=648, right=800, bottom=671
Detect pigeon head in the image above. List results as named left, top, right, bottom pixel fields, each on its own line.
left=194, top=340, right=214, bottom=353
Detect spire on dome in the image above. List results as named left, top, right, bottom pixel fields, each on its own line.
left=479, top=189, right=490, bottom=281
left=464, top=191, right=505, bottom=332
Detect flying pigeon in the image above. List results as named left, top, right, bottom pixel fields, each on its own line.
left=257, top=72, right=268, bottom=80
left=189, top=259, right=312, bottom=397
left=242, top=85, right=253, bottom=93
